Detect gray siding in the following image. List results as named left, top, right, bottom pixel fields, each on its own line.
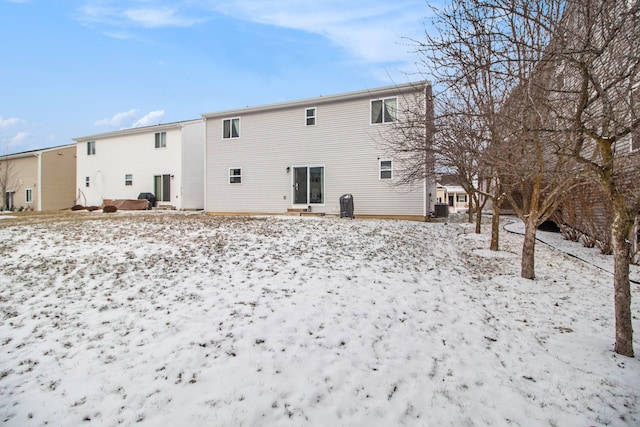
left=205, top=84, right=429, bottom=216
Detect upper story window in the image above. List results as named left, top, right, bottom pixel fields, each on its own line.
left=371, top=97, right=397, bottom=124
left=305, top=108, right=316, bottom=126
left=155, top=132, right=166, bottom=148
left=87, top=141, right=96, bottom=155
left=379, top=160, right=393, bottom=180
left=125, top=174, right=133, bottom=186
left=223, top=118, right=240, bottom=139
left=229, top=168, right=242, bottom=184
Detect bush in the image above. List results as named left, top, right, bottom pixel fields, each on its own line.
left=71, top=205, right=85, bottom=211
left=103, top=205, right=118, bottom=213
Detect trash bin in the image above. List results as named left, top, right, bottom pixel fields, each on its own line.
left=137, top=192, right=156, bottom=210
left=434, top=203, right=449, bottom=218
left=340, top=194, right=354, bottom=218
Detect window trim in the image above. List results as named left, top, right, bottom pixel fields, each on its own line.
left=155, top=132, right=167, bottom=149
left=25, top=188, right=33, bottom=204
left=125, top=174, right=133, bottom=186
left=370, top=97, right=398, bottom=124
left=229, top=167, right=242, bottom=184
left=223, top=118, right=240, bottom=139
left=87, top=141, right=96, bottom=156
left=379, top=159, right=393, bottom=180
left=305, top=107, right=316, bottom=126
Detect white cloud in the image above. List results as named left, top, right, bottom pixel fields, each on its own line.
left=132, top=110, right=165, bottom=128
left=204, top=0, right=427, bottom=63
left=94, top=109, right=140, bottom=127
left=0, top=116, right=22, bottom=128
left=9, top=131, right=32, bottom=147
left=124, top=7, right=206, bottom=28
left=79, top=3, right=207, bottom=29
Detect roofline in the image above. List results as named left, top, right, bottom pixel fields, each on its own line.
left=202, top=81, right=430, bottom=119
left=1, top=143, right=76, bottom=160
left=72, top=118, right=203, bottom=142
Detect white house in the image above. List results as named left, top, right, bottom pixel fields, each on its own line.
left=73, top=120, right=205, bottom=210
left=203, top=82, right=435, bottom=219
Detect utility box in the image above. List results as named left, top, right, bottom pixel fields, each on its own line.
left=434, top=203, right=449, bottom=218
left=340, top=194, right=354, bottom=218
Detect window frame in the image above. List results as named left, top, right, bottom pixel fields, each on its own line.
left=379, top=159, right=393, bottom=180
left=223, top=118, right=240, bottom=139
left=305, top=107, right=316, bottom=126
left=370, top=97, right=397, bottom=124
left=87, top=141, right=96, bottom=156
left=125, top=174, right=133, bottom=186
left=155, top=132, right=167, bottom=149
left=25, top=188, right=33, bottom=204
left=229, top=167, right=242, bottom=184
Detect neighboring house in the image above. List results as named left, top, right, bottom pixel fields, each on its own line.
left=436, top=176, right=469, bottom=214
left=73, top=120, right=205, bottom=210
left=0, top=144, right=76, bottom=211
left=202, top=82, right=435, bottom=219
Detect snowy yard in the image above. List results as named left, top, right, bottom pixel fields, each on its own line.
left=0, top=212, right=638, bottom=426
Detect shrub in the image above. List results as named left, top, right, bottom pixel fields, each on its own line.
left=71, top=205, right=85, bottom=211
left=103, top=205, right=118, bottom=213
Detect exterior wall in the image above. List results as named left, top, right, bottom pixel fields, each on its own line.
left=204, top=84, right=430, bottom=217
left=40, top=146, right=76, bottom=210
left=1, top=155, right=38, bottom=210
left=75, top=121, right=205, bottom=210
left=180, top=120, right=205, bottom=210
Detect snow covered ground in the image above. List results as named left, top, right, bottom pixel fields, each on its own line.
left=0, top=212, right=638, bottom=426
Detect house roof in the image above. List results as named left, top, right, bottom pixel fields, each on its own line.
left=1, top=143, right=76, bottom=160
left=72, top=118, right=203, bottom=142
left=202, top=81, right=430, bottom=119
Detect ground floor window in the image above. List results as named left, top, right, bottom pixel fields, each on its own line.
left=154, top=174, right=171, bottom=202
left=379, top=160, right=392, bottom=180
left=229, top=168, right=242, bottom=184
left=4, top=191, right=14, bottom=210
left=25, top=188, right=33, bottom=204
left=125, top=174, right=133, bottom=186
left=457, top=194, right=467, bottom=203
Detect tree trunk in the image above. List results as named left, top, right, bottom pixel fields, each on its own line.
left=521, top=217, right=537, bottom=279
left=475, top=201, right=482, bottom=234
left=490, top=202, right=500, bottom=251
left=611, top=210, right=634, bottom=357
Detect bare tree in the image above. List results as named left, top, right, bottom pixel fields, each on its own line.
left=551, top=0, right=640, bottom=357
left=412, top=0, right=584, bottom=280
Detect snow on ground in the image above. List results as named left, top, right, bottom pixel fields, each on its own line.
left=0, top=212, right=638, bottom=427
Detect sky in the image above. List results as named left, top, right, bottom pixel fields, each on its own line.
left=0, top=0, right=434, bottom=155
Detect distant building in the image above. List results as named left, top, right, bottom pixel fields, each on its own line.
left=436, top=175, right=469, bottom=214
left=1, top=144, right=76, bottom=211
left=73, top=120, right=205, bottom=210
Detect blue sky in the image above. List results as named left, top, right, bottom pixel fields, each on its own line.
left=1, top=0, right=433, bottom=154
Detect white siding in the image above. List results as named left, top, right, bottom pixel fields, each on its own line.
left=205, top=84, right=430, bottom=216
left=75, top=121, right=205, bottom=210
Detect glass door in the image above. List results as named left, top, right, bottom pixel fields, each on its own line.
left=293, top=166, right=324, bottom=205
left=293, top=167, right=308, bottom=204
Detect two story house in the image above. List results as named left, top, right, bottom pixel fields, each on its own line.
left=203, top=82, right=435, bottom=219
left=73, top=119, right=205, bottom=210
left=1, top=144, right=76, bottom=211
